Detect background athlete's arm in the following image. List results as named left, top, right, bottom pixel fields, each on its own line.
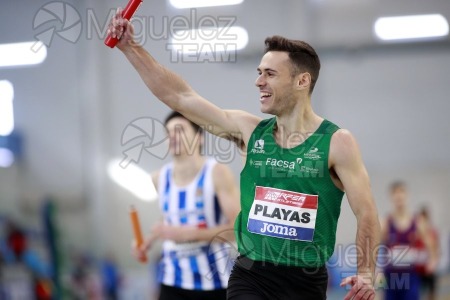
left=152, top=163, right=240, bottom=243
left=416, top=215, right=439, bottom=273
left=108, top=9, right=260, bottom=146
left=332, top=130, right=381, bottom=300
left=131, top=170, right=161, bottom=261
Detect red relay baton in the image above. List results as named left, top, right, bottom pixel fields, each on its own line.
left=104, top=0, right=143, bottom=48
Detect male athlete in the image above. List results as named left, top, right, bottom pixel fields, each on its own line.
left=133, top=111, right=240, bottom=300
left=108, top=8, right=380, bottom=300
left=381, top=182, right=438, bottom=300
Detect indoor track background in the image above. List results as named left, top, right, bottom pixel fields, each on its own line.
left=1, top=0, right=450, bottom=299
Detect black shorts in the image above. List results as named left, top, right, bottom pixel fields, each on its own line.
left=227, top=256, right=328, bottom=300
left=419, top=273, right=437, bottom=292
left=159, top=284, right=227, bottom=300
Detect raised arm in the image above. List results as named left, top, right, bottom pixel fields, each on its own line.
left=332, top=130, right=381, bottom=300
left=108, top=9, right=261, bottom=147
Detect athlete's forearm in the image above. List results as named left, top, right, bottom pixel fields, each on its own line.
left=121, top=45, right=193, bottom=111
left=187, top=223, right=235, bottom=243
left=423, top=230, right=439, bottom=271
left=355, top=210, right=380, bottom=278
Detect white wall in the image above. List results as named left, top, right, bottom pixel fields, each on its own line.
left=319, top=47, right=450, bottom=250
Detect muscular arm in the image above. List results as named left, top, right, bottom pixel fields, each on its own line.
left=109, top=11, right=260, bottom=147
left=333, top=130, right=381, bottom=299
left=417, top=216, right=439, bottom=273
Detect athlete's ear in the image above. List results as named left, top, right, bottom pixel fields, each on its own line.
left=295, top=72, right=311, bottom=91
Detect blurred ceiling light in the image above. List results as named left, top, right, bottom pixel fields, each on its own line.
left=374, top=14, right=449, bottom=41
left=0, top=80, right=14, bottom=136
left=0, top=41, right=47, bottom=68
left=171, top=26, right=249, bottom=54
left=170, top=0, right=244, bottom=9
left=107, top=159, right=157, bottom=202
left=0, top=148, right=14, bottom=168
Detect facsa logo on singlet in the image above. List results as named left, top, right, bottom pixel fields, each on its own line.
left=251, top=139, right=265, bottom=154
left=265, top=158, right=302, bottom=169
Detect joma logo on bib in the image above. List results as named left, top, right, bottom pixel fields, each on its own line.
left=260, top=223, right=297, bottom=236
left=247, top=186, right=318, bottom=241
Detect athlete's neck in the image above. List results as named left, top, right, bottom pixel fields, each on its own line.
left=274, top=100, right=323, bottom=148
left=172, top=154, right=205, bottom=184
left=392, top=208, right=412, bottom=220
left=391, top=208, right=414, bottom=231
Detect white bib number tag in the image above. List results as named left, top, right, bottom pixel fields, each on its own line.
left=247, top=186, right=318, bottom=241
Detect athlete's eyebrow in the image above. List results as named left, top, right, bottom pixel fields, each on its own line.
left=257, top=67, right=278, bottom=73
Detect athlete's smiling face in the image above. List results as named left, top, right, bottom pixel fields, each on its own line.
left=255, top=51, right=296, bottom=115
left=165, top=117, right=201, bottom=156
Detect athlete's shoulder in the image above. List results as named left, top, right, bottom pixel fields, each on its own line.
left=330, top=128, right=359, bottom=148
left=225, top=110, right=262, bottom=129
left=321, top=119, right=341, bottom=132
left=160, top=161, right=174, bottom=171
left=211, top=160, right=233, bottom=176
left=223, top=110, right=262, bottom=148
left=249, top=117, right=276, bottom=136
left=329, top=128, right=363, bottom=165
left=259, top=117, right=276, bottom=126
left=211, top=161, right=236, bottom=190
left=203, top=157, right=228, bottom=174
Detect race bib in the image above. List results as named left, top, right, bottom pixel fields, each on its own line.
left=247, top=186, right=318, bottom=241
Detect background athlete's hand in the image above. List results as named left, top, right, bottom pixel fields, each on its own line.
left=106, top=7, right=136, bottom=51
left=130, top=234, right=153, bottom=262
left=340, top=274, right=375, bottom=300
left=426, top=256, right=438, bottom=274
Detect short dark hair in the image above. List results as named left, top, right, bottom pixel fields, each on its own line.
left=389, top=181, right=406, bottom=193
left=164, top=111, right=203, bottom=134
left=419, top=206, right=430, bottom=219
left=264, top=35, right=321, bottom=94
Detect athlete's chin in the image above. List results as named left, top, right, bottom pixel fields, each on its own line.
left=260, top=105, right=276, bottom=115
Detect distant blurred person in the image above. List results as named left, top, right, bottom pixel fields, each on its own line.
left=381, top=181, right=438, bottom=300
left=133, top=111, right=240, bottom=300
left=69, top=251, right=89, bottom=299
left=5, top=220, right=27, bottom=261
left=101, top=253, right=121, bottom=300
left=416, top=206, right=440, bottom=300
